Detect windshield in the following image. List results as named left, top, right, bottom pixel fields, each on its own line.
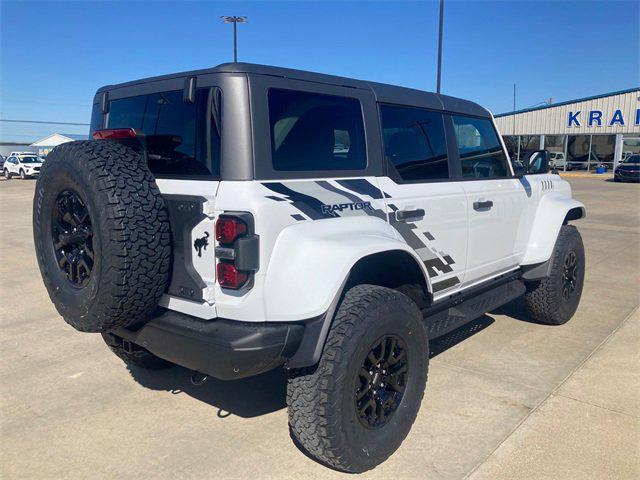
left=19, top=157, right=40, bottom=163
left=623, top=155, right=640, bottom=164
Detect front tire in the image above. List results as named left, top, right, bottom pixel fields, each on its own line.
left=4, top=169, right=11, bottom=180
left=20, top=169, right=26, bottom=179
left=524, top=225, right=585, bottom=325
left=287, top=285, right=428, bottom=473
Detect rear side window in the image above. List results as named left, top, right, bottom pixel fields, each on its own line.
left=380, top=105, right=449, bottom=182
left=90, top=102, right=103, bottom=132
left=452, top=115, right=509, bottom=179
left=268, top=89, right=366, bottom=171
left=107, top=88, right=220, bottom=178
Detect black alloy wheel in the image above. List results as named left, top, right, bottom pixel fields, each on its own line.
left=51, top=190, right=94, bottom=288
left=356, top=334, right=408, bottom=429
left=561, top=250, right=578, bottom=301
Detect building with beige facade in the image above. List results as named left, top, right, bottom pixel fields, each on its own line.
left=494, top=88, right=639, bottom=170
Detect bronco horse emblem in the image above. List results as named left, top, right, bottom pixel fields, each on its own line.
left=193, top=231, right=210, bottom=257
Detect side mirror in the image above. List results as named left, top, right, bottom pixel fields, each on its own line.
left=527, top=150, right=551, bottom=174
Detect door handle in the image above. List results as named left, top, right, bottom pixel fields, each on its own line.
left=473, top=200, right=493, bottom=211
left=395, top=208, right=425, bottom=222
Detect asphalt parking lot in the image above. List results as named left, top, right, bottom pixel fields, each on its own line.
left=1, top=176, right=638, bottom=479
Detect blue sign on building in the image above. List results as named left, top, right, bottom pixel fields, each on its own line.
left=568, top=109, right=640, bottom=127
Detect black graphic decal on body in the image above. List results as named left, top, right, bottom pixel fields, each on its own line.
left=262, top=183, right=337, bottom=220
left=315, top=181, right=387, bottom=221
left=423, top=257, right=455, bottom=277
left=336, top=179, right=390, bottom=200
left=432, top=276, right=461, bottom=293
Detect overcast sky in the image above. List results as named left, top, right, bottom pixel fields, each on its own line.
left=1, top=0, right=638, bottom=142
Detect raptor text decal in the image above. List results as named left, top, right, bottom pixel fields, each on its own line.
left=321, top=201, right=373, bottom=215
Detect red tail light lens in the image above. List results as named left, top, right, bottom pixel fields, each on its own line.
left=92, top=128, right=137, bottom=140
left=216, top=216, right=247, bottom=244
left=217, top=262, right=248, bottom=289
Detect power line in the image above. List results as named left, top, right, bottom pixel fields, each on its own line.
left=1, top=99, right=91, bottom=107
left=0, top=119, right=90, bottom=126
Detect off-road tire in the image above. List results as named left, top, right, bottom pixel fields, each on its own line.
left=4, top=169, right=10, bottom=180
left=33, top=140, right=171, bottom=332
left=101, top=333, right=173, bottom=370
left=525, top=225, right=585, bottom=325
left=287, top=284, right=428, bottom=473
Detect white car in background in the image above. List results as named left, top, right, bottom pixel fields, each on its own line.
left=549, top=151, right=567, bottom=170
left=8, top=151, right=37, bottom=157
left=3, top=154, right=44, bottom=179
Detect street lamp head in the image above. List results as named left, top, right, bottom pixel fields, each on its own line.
left=220, top=15, right=248, bottom=23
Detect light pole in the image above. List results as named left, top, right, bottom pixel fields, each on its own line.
left=220, top=16, right=248, bottom=63
left=436, top=0, right=444, bottom=93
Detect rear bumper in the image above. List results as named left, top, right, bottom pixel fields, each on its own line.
left=113, top=310, right=307, bottom=380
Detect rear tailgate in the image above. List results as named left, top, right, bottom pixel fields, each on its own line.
left=157, top=180, right=219, bottom=305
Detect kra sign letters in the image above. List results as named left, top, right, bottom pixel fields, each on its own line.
left=568, top=108, right=640, bottom=127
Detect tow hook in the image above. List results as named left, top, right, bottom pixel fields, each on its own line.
left=190, top=371, right=209, bottom=386
left=122, top=339, right=135, bottom=354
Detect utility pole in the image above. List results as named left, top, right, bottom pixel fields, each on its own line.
left=513, top=83, right=517, bottom=135
left=220, top=16, right=248, bottom=63
left=436, top=0, right=444, bottom=93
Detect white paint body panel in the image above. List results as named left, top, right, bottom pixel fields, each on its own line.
left=157, top=173, right=583, bottom=323
left=460, top=178, right=528, bottom=285
left=377, top=177, right=468, bottom=298
left=263, top=217, right=427, bottom=321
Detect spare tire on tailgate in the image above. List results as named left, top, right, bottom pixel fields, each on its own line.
left=33, top=140, right=171, bottom=332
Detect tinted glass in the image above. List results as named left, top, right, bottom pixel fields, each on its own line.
left=452, top=115, right=509, bottom=179
left=108, top=95, right=147, bottom=130
left=90, top=102, right=103, bottom=132
left=268, top=89, right=366, bottom=171
left=107, top=88, right=220, bottom=178
left=519, top=135, right=540, bottom=159
left=20, top=157, right=39, bottom=163
left=590, top=135, right=615, bottom=169
left=380, top=105, right=449, bottom=181
left=502, top=135, right=519, bottom=162
left=566, top=135, right=590, bottom=170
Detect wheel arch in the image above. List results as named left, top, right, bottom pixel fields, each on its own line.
left=263, top=216, right=432, bottom=321
left=522, top=192, right=585, bottom=266
left=286, top=247, right=431, bottom=369
left=564, top=206, right=585, bottom=223
left=346, top=249, right=431, bottom=308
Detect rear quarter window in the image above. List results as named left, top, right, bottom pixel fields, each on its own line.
left=268, top=89, right=367, bottom=171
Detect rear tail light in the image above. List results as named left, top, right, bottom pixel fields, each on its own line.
left=216, top=216, right=248, bottom=245
left=92, top=128, right=137, bottom=140
left=217, top=262, right=249, bottom=289
left=215, top=213, right=258, bottom=290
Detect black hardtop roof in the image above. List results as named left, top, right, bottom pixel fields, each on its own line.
left=97, top=62, right=490, bottom=117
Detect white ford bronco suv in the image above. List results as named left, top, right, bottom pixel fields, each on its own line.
left=33, top=63, right=585, bottom=473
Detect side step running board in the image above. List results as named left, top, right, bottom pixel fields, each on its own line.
left=424, top=279, right=526, bottom=339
